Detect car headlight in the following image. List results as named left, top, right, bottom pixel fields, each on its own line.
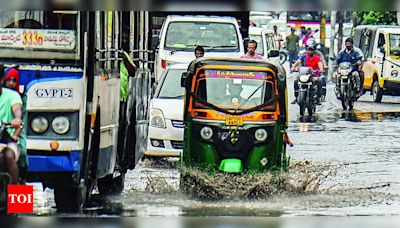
left=200, top=126, right=213, bottom=140
left=255, top=129, right=268, bottom=142
left=391, top=70, right=398, bottom=78
left=31, top=116, right=49, bottom=133
left=52, top=116, right=70, bottom=134
left=150, top=109, right=166, bottom=128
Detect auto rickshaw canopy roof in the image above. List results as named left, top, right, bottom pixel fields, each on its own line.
left=187, top=57, right=286, bottom=79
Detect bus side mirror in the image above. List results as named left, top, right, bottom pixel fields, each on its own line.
left=267, top=49, right=280, bottom=58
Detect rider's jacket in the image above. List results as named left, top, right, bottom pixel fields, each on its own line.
left=299, top=54, right=322, bottom=76
left=337, top=48, right=362, bottom=72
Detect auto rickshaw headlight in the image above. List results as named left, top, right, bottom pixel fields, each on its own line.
left=255, top=129, right=268, bottom=142
left=200, top=126, right=213, bottom=140
left=391, top=70, right=398, bottom=78
left=150, top=109, right=166, bottom=128
left=31, top=116, right=49, bottom=134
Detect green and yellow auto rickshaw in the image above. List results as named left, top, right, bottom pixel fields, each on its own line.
left=180, top=58, right=289, bottom=173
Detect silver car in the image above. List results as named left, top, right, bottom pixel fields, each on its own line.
left=145, top=64, right=188, bottom=157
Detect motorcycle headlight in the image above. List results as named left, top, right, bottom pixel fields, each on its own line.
left=200, top=126, right=213, bottom=140
left=299, top=75, right=310, bottom=82
left=52, top=116, right=70, bottom=135
left=254, top=129, right=268, bottom=142
left=391, top=70, right=398, bottom=78
left=150, top=109, right=166, bottom=128
left=339, top=68, right=352, bottom=76
left=31, top=116, right=49, bottom=134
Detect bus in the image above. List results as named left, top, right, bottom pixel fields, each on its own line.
left=0, top=11, right=150, bottom=212
left=287, top=11, right=353, bottom=48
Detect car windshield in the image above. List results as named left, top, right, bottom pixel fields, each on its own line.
left=165, top=21, right=239, bottom=51
left=0, top=11, right=79, bottom=60
left=389, top=34, right=400, bottom=56
left=158, top=69, right=186, bottom=98
left=249, top=34, right=264, bottom=55
left=194, top=70, right=275, bottom=110
left=250, top=16, right=273, bottom=27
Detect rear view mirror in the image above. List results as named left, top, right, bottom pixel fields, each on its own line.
left=329, top=56, right=336, bottom=61
left=181, top=72, right=188, bottom=88
left=267, top=49, right=280, bottom=58
left=151, top=36, right=160, bottom=50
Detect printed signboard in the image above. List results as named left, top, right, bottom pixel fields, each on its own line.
left=0, top=28, right=76, bottom=51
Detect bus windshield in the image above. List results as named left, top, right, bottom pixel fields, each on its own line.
left=0, top=11, right=79, bottom=60
left=165, top=22, right=240, bottom=52
left=194, top=70, right=276, bottom=111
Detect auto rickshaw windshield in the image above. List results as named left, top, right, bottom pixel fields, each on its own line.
left=194, top=69, right=276, bottom=110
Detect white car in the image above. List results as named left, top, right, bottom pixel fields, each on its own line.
left=248, top=27, right=280, bottom=62
left=154, top=15, right=245, bottom=82
left=146, top=64, right=188, bottom=157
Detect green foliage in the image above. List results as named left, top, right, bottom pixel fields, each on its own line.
left=353, top=11, right=398, bottom=25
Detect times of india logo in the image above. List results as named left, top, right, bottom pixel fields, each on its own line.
left=7, top=185, right=33, bottom=213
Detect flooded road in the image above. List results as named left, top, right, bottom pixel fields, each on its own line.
left=29, top=72, right=400, bottom=218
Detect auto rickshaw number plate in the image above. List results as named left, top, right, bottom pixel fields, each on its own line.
left=225, top=116, right=243, bottom=126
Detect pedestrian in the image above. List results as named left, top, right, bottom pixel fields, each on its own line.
left=2, top=67, right=28, bottom=184
left=240, top=40, right=263, bottom=59
left=194, top=46, right=205, bottom=58
left=300, top=26, right=306, bottom=40
left=0, top=67, right=23, bottom=184
left=286, top=27, right=300, bottom=68
left=302, top=27, right=314, bottom=48
left=273, top=25, right=283, bottom=50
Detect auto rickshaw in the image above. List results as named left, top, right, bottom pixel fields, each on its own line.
left=180, top=58, right=289, bottom=173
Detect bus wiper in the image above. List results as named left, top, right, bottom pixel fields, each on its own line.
left=210, top=45, right=238, bottom=49
left=234, top=83, right=264, bottom=113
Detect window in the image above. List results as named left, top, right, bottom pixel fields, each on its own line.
left=165, top=22, right=239, bottom=52
left=0, top=11, right=79, bottom=60
left=377, top=33, right=386, bottom=54
left=194, top=70, right=275, bottom=110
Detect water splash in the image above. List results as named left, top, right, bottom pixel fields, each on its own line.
left=180, top=160, right=338, bottom=200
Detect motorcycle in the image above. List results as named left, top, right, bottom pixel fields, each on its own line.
left=296, top=67, right=320, bottom=119
left=335, top=62, right=359, bottom=110
left=0, top=122, right=13, bottom=213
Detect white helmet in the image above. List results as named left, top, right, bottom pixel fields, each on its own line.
left=305, top=38, right=316, bottom=47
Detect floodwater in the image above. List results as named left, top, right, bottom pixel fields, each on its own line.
left=29, top=73, right=400, bottom=219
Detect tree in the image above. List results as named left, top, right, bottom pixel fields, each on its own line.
left=353, top=11, right=398, bottom=26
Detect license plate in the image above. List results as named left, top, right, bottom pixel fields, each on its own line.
left=225, top=116, right=243, bottom=126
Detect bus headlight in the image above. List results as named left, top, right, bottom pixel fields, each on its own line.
left=31, top=116, right=49, bottom=133
left=52, top=116, right=70, bottom=134
left=150, top=109, right=166, bottom=128
left=255, top=129, right=268, bottom=142
left=391, top=70, right=398, bottom=78
left=200, top=127, right=213, bottom=140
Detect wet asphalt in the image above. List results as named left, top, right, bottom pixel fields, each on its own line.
left=28, top=63, right=400, bottom=218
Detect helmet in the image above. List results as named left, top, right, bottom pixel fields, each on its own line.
left=306, top=38, right=316, bottom=47
left=307, top=45, right=315, bottom=51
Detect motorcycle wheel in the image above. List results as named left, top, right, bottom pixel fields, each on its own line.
left=299, top=104, right=305, bottom=117
left=307, top=107, right=314, bottom=116
left=341, top=98, right=348, bottom=110
left=348, top=100, right=354, bottom=110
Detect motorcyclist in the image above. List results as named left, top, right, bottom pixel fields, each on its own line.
left=290, top=45, right=325, bottom=105
left=305, top=38, right=327, bottom=102
left=335, top=37, right=363, bottom=98
left=0, top=66, right=23, bottom=184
